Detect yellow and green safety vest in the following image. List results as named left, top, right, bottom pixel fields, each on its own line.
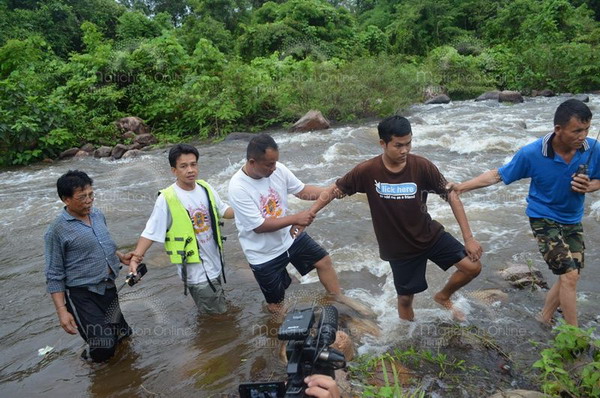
left=160, top=180, right=225, bottom=269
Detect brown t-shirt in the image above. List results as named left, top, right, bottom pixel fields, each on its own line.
left=336, top=154, right=448, bottom=260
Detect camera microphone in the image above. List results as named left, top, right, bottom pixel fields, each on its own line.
left=320, top=306, right=338, bottom=346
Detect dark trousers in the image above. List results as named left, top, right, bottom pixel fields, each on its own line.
left=65, top=286, right=131, bottom=362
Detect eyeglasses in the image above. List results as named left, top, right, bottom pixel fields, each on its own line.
left=74, top=192, right=95, bottom=202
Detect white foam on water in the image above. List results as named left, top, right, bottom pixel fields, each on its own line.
left=590, top=199, right=600, bottom=221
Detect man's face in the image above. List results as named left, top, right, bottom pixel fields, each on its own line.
left=250, top=148, right=279, bottom=178
left=380, top=134, right=412, bottom=164
left=555, top=116, right=591, bottom=150
left=172, top=153, right=199, bottom=185
left=63, top=185, right=94, bottom=217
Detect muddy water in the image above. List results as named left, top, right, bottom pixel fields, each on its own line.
left=1, top=96, right=599, bottom=397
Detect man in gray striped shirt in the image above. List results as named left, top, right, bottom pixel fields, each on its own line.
left=45, top=170, right=133, bottom=362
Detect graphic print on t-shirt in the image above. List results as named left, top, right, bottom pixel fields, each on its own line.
left=188, top=204, right=213, bottom=244
left=259, top=187, right=284, bottom=218
left=374, top=180, right=417, bottom=200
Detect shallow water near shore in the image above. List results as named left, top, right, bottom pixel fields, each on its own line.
left=1, top=95, right=599, bottom=397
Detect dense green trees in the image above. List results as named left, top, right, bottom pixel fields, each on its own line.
left=1, top=0, right=599, bottom=165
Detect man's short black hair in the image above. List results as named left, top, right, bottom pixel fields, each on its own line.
left=554, top=99, right=592, bottom=127
left=247, top=133, right=278, bottom=160
left=57, top=170, right=93, bottom=200
left=378, top=115, right=412, bottom=143
left=168, top=144, right=199, bottom=167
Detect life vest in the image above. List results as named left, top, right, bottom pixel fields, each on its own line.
left=160, top=180, right=225, bottom=275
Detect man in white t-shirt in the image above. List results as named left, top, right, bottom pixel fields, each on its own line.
left=129, top=144, right=234, bottom=313
left=228, top=134, right=341, bottom=313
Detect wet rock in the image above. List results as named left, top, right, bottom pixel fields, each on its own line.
left=291, top=110, right=330, bottom=132
left=499, top=263, right=546, bottom=289
left=468, top=289, right=509, bottom=305
left=475, top=91, right=500, bottom=101
left=574, top=94, right=590, bottom=103
left=410, top=116, right=428, bottom=125
left=532, top=89, right=555, bottom=97
left=516, top=121, right=527, bottom=129
left=80, top=143, right=94, bottom=153
left=127, top=142, right=143, bottom=151
left=74, top=150, right=89, bottom=158
left=122, top=149, right=142, bottom=159
left=43, top=158, right=54, bottom=163
left=425, top=94, right=451, bottom=105
left=499, top=91, right=524, bottom=103
left=488, top=390, right=545, bottom=398
left=121, top=131, right=136, bottom=140
left=134, top=133, right=158, bottom=147
left=94, top=146, right=112, bottom=158
left=111, top=144, right=128, bottom=160
left=225, top=132, right=254, bottom=141
left=115, top=116, right=149, bottom=135
left=59, top=147, right=79, bottom=159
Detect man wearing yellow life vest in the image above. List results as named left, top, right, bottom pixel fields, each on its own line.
left=129, top=144, right=234, bottom=313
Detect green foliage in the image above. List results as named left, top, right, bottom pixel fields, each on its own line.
left=1, top=0, right=600, bottom=165
left=423, top=46, right=495, bottom=100
left=533, top=323, right=600, bottom=398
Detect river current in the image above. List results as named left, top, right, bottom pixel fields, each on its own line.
left=1, top=96, right=599, bottom=397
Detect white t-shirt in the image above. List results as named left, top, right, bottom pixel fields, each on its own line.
left=228, top=162, right=304, bottom=264
left=141, top=182, right=230, bottom=283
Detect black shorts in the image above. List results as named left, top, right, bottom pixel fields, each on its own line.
left=248, top=232, right=328, bottom=304
left=389, top=232, right=467, bottom=295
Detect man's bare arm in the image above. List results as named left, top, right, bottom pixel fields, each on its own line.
left=447, top=190, right=483, bottom=262
left=308, top=184, right=344, bottom=214
left=448, top=169, right=502, bottom=194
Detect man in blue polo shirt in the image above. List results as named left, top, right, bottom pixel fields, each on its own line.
left=449, top=99, right=600, bottom=326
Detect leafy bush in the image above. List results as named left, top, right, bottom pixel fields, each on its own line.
left=533, top=323, right=600, bottom=398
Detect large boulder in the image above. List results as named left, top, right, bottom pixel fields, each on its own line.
left=532, top=89, right=555, bottom=97
left=74, top=150, right=89, bottom=158
left=94, top=146, right=112, bottom=158
left=425, top=94, right=451, bottom=105
left=121, top=131, right=136, bottom=140
left=122, top=149, right=142, bottom=159
left=499, top=91, right=524, bottom=103
left=573, top=94, right=590, bottom=103
left=134, top=133, right=158, bottom=147
left=127, top=142, right=143, bottom=151
left=80, top=143, right=95, bottom=153
left=59, top=147, right=80, bottom=159
left=115, top=116, right=149, bottom=135
left=291, top=110, right=330, bottom=132
left=111, top=144, right=129, bottom=160
left=475, top=91, right=500, bottom=101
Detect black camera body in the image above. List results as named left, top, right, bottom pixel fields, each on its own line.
left=239, top=306, right=346, bottom=398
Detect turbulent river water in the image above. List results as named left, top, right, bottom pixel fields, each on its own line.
left=1, top=96, right=599, bottom=397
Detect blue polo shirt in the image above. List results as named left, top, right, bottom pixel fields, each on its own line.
left=498, top=133, right=599, bottom=224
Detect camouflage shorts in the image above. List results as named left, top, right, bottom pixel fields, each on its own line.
left=529, top=218, right=585, bottom=275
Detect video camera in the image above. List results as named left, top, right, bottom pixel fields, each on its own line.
left=239, top=305, right=346, bottom=398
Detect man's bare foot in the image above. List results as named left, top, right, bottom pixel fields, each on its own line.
left=331, top=294, right=376, bottom=317
left=433, top=293, right=466, bottom=322
left=267, top=302, right=285, bottom=314
left=535, top=312, right=555, bottom=327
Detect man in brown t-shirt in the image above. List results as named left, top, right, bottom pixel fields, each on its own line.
left=310, top=115, right=483, bottom=321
